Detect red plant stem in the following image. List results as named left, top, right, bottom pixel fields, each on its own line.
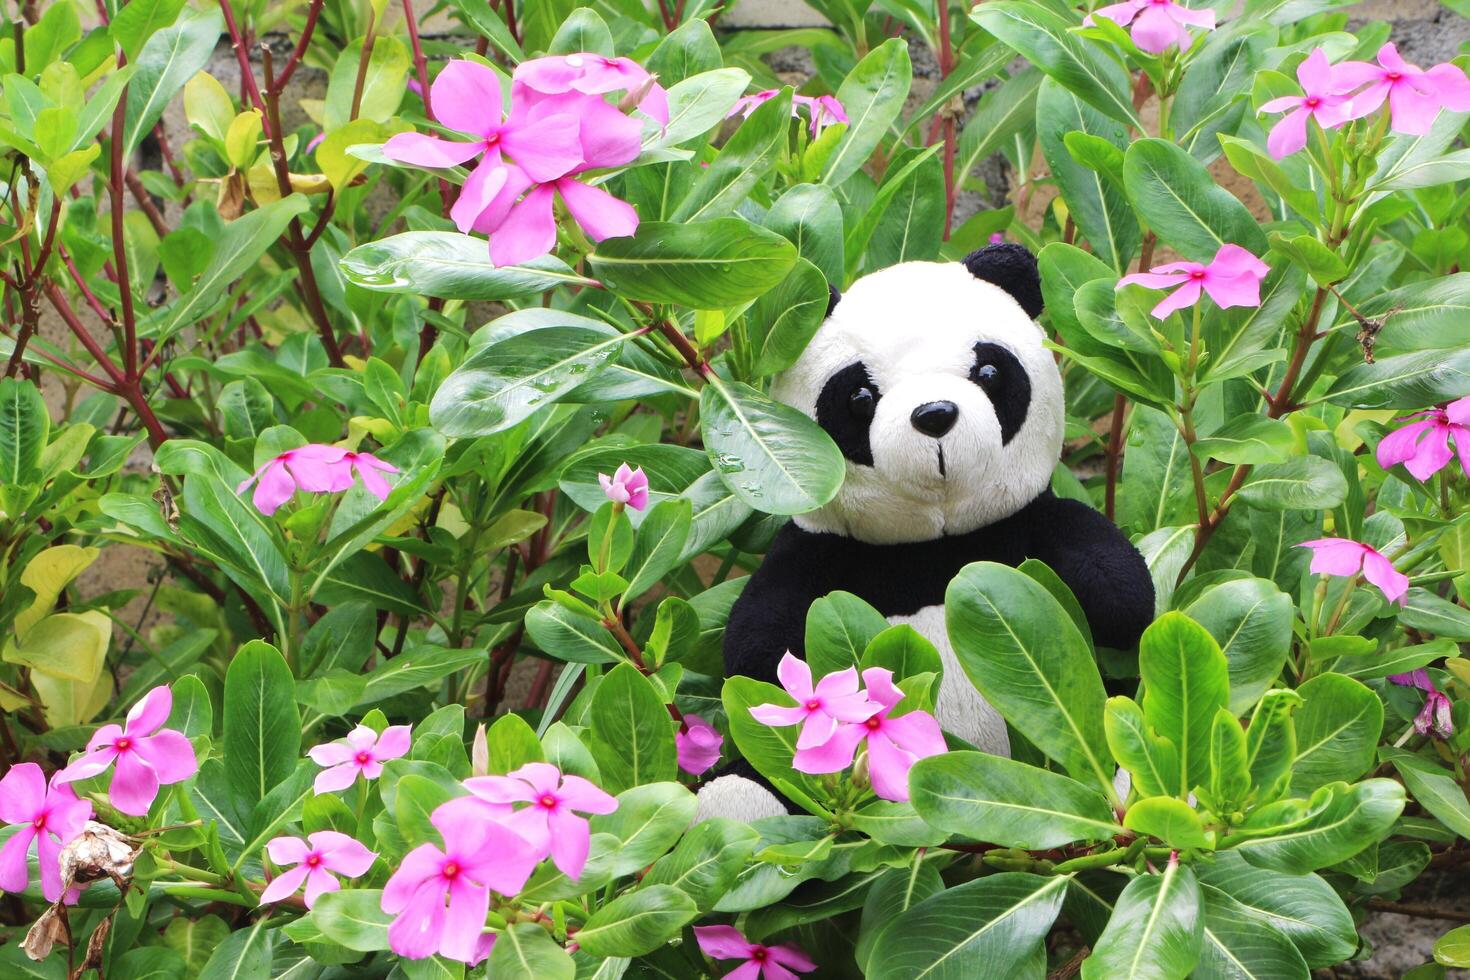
left=108, top=71, right=140, bottom=380
left=154, top=122, right=187, bottom=188
left=1103, top=395, right=1125, bottom=521
left=218, top=0, right=269, bottom=128
left=125, top=169, right=169, bottom=237
left=61, top=247, right=115, bottom=327
left=936, top=0, right=957, bottom=238
left=42, top=283, right=127, bottom=386
left=271, top=0, right=324, bottom=94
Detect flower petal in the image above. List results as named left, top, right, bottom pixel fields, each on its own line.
left=381, top=132, right=484, bottom=168
left=1361, top=549, right=1409, bottom=604
left=547, top=808, right=592, bottom=879
left=792, top=723, right=867, bottom=774
left=488, top=183, right=558, bottom=267
left=776, top=652, right=815, bottom=702
left=557, top=178, right=640, bottom=243
left=694, top=925, right=753, bottom=960
left=259, top=864, right=311, bottom=905
left=0, top=828, right=36, bottom=893
left=0, top=763, right=46, bottom=824
left=431, top=61, right=504, bottom=137
left=125, top=686, right=172, bottom=737
left=1299, top=538, right=1367, bottom=577
left=450, top=154, right=510, bottom=233
left=109, top=750, right=161, bottom=816
left=303, top=867, right=341, bottom=909
left=266, top=835, right=311, bottom=866
left=555, top=774, right=617, bottom=814
left=133, top=730, right=198, bottom=785
left=313, top=763, right=362, bottom=795
left=501, top=112, right=586, bottom=182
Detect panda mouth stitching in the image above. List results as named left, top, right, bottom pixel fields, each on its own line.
left=937, top=445, right=946, bottom=479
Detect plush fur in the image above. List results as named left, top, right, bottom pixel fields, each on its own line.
left=705, top=244, right=1155, bottom=817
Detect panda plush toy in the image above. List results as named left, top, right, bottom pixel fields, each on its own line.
left=699, top=243, right=1156, bottom=820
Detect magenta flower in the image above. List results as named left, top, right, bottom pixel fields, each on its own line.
left=676, top=715, right=724, bottom=776
left=1298, top=538, right=1410, bottom=604
left=382, top=61, right=585, bottom=232
left=728, top=91, right=849, bottom=137
left=1389, top=669, right=1454, bottom=739
left=1333, top=44, right=1470, bottom=136
left=694, top=925, right=816, bottom=980
left=1085, top=0, right=1216, bottom=54
left=453, top=763, right=616, bottom=880
left=307, top=724, right=411, bottom=794
left=1119, top=244, right=1270, bottom=319
left=260, top=831, right=377, bottom=908
left=0, top=764, right=92, bottom=903
left=750, top=653, right=882, bottom=750
left=236, top=444, right=398, bottom=516
left=53, top=686, right=198, bottom=816
left=1260, top=49, right=1356, bottom=158
left=792, top=668, right=946, bottom=802
left=513, top=52, right=669, bottom=126
left=1376, top=396, right=1470, bottom=482
left=382, top=805, right=540, bottom=963
left=806, top=95, right=848, bottom=136
left=598, top=462, right=649, bottom=510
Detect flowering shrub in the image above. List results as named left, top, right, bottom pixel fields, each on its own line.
left=3, top=0, right=1470, bottom=976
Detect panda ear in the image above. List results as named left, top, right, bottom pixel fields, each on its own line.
left=826, top=282, right=841, bottom=317
left=962, top=243, right=1043, bottom=320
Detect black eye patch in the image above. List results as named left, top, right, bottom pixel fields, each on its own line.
left=970, top=342, right=1031, bottom=444
left=816, top=361, right=880, bottom=466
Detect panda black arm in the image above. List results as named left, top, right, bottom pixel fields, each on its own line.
left=1022, top=492, right=1155, bottom=649
left=723, top=523, right=833, bottom=685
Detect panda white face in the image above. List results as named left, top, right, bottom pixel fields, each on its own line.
left=770, top=252, right=1064, bottom=545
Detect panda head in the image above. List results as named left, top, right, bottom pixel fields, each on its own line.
left=770, top=243, right=1063, bottom=545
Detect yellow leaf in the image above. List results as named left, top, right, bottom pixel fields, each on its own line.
left=34, top=669, right=113, bottom=727
left=3, top=610, right=111, bottom=682
left=225, top=109, right=263, bottom=171
left=316, top=118, right=398, bottom=190
left=184, top=71, right=234, bottom=143
left=0, top=679, right=29, bottom=711
left=16, top=545, right=98, bottom=638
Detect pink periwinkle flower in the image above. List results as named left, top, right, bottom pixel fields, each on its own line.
left=53, top=686, right=198, bottom=817
left=1334, top=43, right=1470, bottom=136
left=382, top=805, right=539, bottom=963
left=694, top=925, right=817, bottom=980
left=308, top=724, right=411, bottom=794
left=989, top=232, right=1007, bottom=244
left=236, top=444, right=398, bottom=516
left=382, top=61, right=586, bottom=232
left=1119, top=244, right=1270, bottom=319
left=1375, top=395, right=1470, bottom=482
left=599, top=463, right=649, bottom=511
left=728, top=91, right=848, bottom=137
left=676, top=715, right=724, bottom=776
left=750, top=653, right=882, bottom=750
left=791, top=667, right=946, bottom=802
left=807, top=94, right=848, bottom=136
left=1260, top=49, right=1356, bottom=158
left=260, top=831, right=377, bottom=908
left=514, top=52, right=669, bottom=126
left=0, top=764, right=92, bottom=903
left=1299, top=538, right=1410, bottom=604
left=1085, top=0, right=1216, bottom=55
left=449, top=762, right=617, bottom=881
left=1389, top=669, right=1454, bottom=739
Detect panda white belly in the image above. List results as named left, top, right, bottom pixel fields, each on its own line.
left=886, top=604, right=1010, bottom=757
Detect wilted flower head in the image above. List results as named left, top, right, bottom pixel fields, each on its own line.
left=1390, top=669, right=1454, bottom=739
left=1334, top=43, right=1470, bottom=135
left=728, top=90, right=849, bottom=136
left=599, top=462, right=649, bottom=510
left=261, top=831, right=377, bottom=908
left=0, top=764, right=92, bottom=903
left=1085, top=0, right=1216, bottom=54
left=308, top=724, right=412, bottom=794
left=236, top=444, right=398, bottom=516
left=1259, top=49, right=1356, bottom=158
left=1119, top=244, right=1270, bottom=319
left=694, top=924, right=817, bottom=980
left=1376, top=395, right=1470, bottom=482
left=53, top=686, right=198, bottom=817
left=750, top=653, right=882, bottom=750
left=676, top=715, right=724, bottom=776
left=1299, top=537, right=1410, bottom=604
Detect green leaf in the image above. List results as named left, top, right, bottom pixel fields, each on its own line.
left=196, top=920, right=273, bottom=979
left=1243, top=690, right=1301, bottom=802
left=1195, top=852, right=1356, bottom=968
left=623, top=498, right=692, bottom=602
left=945, top=562, right=1115, bottom=797
left=1267, top=233, right=1346, bottom=286
left=910, top=751, right=1121, bottom=848
left=1125, top=797, right=1211, bottom=850
left=1324, top=347, right=1470, bottom=410
left=866, top=873, right=1068, bottom=980
left=972, top=2, right=1139, bottom=128
left=574, top=885, right=698, bottom=958
left=122, top=8, right=222, bottom=156
left=429, top=327, right=628, bottom=438
left=1345, top=272, right=1470, bottom=353
left=288, top=890, right=391, bottom=952
left=822, top=38, right=912, bottom=187
left=862, top=625, right=943, bottom=681
left=525, top=602, right=621, bottom=665
left=672, top=88, right=791, bottom=222
left=486, top=923, right=573, bottom=980
left=722, top=676, right=832, bottom=811
left=863, top=146, right=946, bottom=270
left=1140, top=613, right=1230, bottom=796
left=1381, top=747, right=1470, bottom=840
left=1235, top=458, right=1349, bottom=511
left=0, top=378, right=48, bottom=484
left=483, top=712, right=544, bottom=775
left=643, top=817, right=760, bottom=910
left=223, top=640, right=299, bottom=804
left=646, top=18, right=722, bottom=84
left=748, top=257, right=830, bottom=376
left=1229, top=780, right=1405, bottom=873
left=1289, top=674, right=1382, bottom=796
left=323, top=36, right=407, bottom=128
left=1105, top=696, right=1181, bottom=799
left=649, top=68, right=751, bottom=149
left=1196, top=886, right=1310, bottom=980
left=1435, top=924, right=1470, bottom=968
left=1123, top=138, right=1267, bottom=262
left=589, top=782, right=698, bottom=877
left=805, top=591, right=890, bottom=676
left=700, top=376, right=844, bottom=515
left=1082, top=863, right=1203, bottom=980
left=1183, top=578, right=1293, bottom=715
left=1207, top=708, right=1251, bottom=815
left=764, top=183, right=844, bottom=285
left=148, top=195, right=312, bottom=344
left=588, top=219, right=797, bottom=308
left=1193, top=416, right=1293, bottom=466
left=588, top=664, right=677, bottom=793
left=856, top=862, right=946, bottom=973
left=341, top=232, right=595, bottom=299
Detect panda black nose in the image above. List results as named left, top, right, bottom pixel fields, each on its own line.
left=911, top=401, right=959, bottom=438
